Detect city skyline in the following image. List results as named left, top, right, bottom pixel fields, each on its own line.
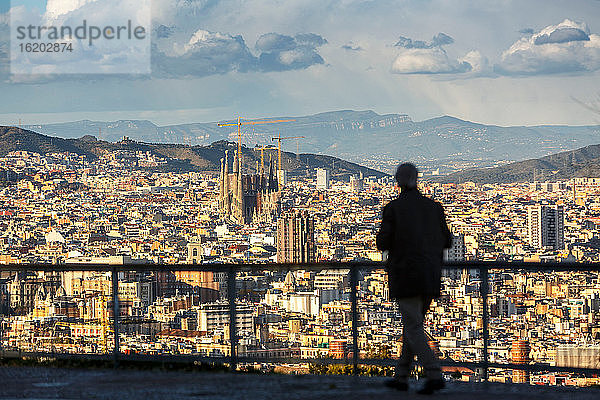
left=0, top=145, right=599, bottom=386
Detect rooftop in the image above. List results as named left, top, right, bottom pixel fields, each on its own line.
left=1, top=366, right=599, bottom=400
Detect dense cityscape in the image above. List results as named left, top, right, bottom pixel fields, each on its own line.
left=0, top=142, right=599, bottom=387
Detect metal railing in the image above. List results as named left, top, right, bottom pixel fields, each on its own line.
left=1, top=260, right=600, bottom=381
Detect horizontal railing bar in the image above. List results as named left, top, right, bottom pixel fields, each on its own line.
left=0, top=260, right=599, bottom=272
left=484, top=361, right=600, bottom=375
left=444, top=260, right=600, bottom=272
left=2, top=351, right=599, bottom=376
left=0, top=350, right=230, bottom=365
left=3, top=259, right=600, bottom=380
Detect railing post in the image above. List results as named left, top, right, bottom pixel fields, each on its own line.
left=228, top=265, right=237, bottom=371
left=350, top=265, right=359, bottom=375
left=111, top=266, right=120, bottom=367
left=481, top=265, right=489, bottom=383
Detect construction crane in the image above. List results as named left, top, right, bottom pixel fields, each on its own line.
left=271, top=133, right=306, bottom=191
left=271, top=133, right=306, bottom=172
left=217, top=117, right=295, bottom=159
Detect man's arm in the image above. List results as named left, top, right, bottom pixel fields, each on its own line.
left=376, top=203, right=395, bottom=251
left=439, top=203, right=452, bottom=249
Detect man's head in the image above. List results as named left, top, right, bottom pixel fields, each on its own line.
left=395, top=163, right=418, bottom=190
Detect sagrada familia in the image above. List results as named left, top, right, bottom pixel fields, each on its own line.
left=219, top=149, right=280, bottom=225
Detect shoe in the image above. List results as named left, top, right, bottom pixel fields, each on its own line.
left=384, top=378, right=409, bottom=391
left=416, top=378, right=445, bottom=395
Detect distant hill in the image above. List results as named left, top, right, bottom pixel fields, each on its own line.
left=0, top=126, right=97, bottom=158
left=435, top=143, right=600, bottom=184
left=23, top=110, right=600, bottom=173
left=0, top=126, right=387, bottom=178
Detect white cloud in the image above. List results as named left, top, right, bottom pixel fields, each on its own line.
left=9, top=0, right=151, bottom=76
left=459, top=50, right=488, bottom=74
left=152, top=29, right=257, bottom=77
left=533, top=21, right=589, bottom=45
left=152, top=29, right=327, bottom=77
left=46, top=0, right=97, bottom=18
left=256, top=33, right=297, bottom=52
left=496, top=19, right=600, bottom=75
left=391, top=47, right=471, bottom=74
left=390, top=32, right=477, bottom=75
left=256, top=33, right=326, bottom=71
left=3, top=1, right=327, bottom=82
left=394, top=33, right=454, bottom=49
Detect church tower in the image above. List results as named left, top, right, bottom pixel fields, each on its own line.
left=219, top=146, right=280, bottom=225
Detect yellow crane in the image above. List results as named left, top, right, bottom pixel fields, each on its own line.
left=217, top=117, right=296, bottom=158
left=271, top=133, right=306, bottom=191
left=271, top=133, right=306, bottom=172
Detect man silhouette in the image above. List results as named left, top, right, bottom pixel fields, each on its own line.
left=376, top=163, right=451, bottom=395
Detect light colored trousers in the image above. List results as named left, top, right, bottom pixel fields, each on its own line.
left=396, top=296, right=441, bottom=380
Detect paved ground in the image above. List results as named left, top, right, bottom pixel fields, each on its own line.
left=0, top=366, right=598, bottom=399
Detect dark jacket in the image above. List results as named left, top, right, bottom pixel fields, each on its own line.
left=376, top=189, right=452, bottom=299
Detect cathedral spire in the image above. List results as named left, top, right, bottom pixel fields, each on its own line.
left=224, top=150, right=230, bottom=216
left=233, top=150, right=239, bottom=174
left=219, top=158, right=224, bottom=209
left=232, top=150, right=238, bottom=215
left=237, top=152, right=244, bottom=223
left=268, top=154, right=275, bottom=190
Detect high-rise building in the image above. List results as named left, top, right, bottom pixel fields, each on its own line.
left=444, top=233, right=466, bottom=261
left=277, top=211, right=316, bottom=263
left=219, top=149, right=280, bottom=225
left=197, top=301, right=253, bottom=333
left=316, top=168, right=330, bottom=190
left=527, top=204, right=564, bottom=250
left=349, top=174, right=363, bottom=193
left=443, top=234, right=471, bottom=280
left=277, top=169, right=288, bottom=188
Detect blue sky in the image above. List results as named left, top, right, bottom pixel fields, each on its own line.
left=12, top=1, right=47, bottom=10
left=1, top=0, right=600, bottom=126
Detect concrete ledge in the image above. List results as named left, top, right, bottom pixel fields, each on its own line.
left=1, top=366, right=600, bottom=399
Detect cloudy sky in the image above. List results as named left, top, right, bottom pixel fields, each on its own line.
left=1, top=0, right=600, bottom=126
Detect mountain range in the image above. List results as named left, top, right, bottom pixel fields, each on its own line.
left=435, top=143, right=600, bottom=184
left=4, top=122, right=600, bottom=184
left=0, top=126, right=386, bottom=179
left=22, top=110, right=600, bottom=174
